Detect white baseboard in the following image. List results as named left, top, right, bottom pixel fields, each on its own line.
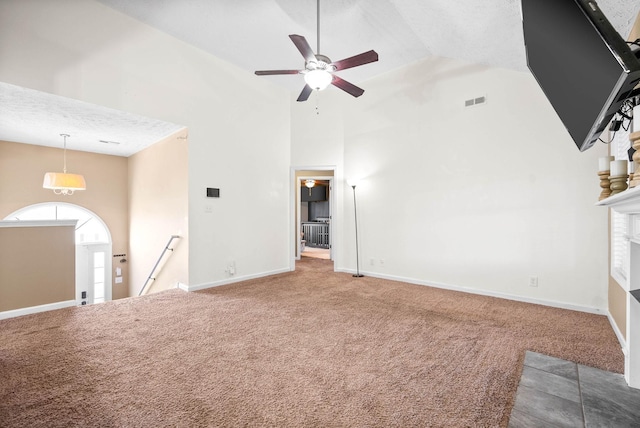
left=607, top=311, right=628, bottom=356
left=336, top=268, right=606, bottom=315
left=183, top=268, right=291, bottom=292
left=0, top=300, right=77, bottom=320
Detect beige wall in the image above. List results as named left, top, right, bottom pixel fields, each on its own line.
left=609, top=204, right=626, bottom=339
left=607, top=11, right=640, bottom=341
left=128, top=130, right=188, bottom=296
left=609, top=274, right=627, bottom=338
left=0, top=140, right=130, bottom=299
left=0, top=222, right=75, bottom=311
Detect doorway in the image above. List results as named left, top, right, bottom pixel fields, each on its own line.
left=5, top=203, right=113, bottom=305
left=76, top=243, right=111, bottom=304
left=292, top=168, right=336, bottom=269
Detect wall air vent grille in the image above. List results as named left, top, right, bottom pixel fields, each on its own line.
left=464, top=96, right=487, bottom=108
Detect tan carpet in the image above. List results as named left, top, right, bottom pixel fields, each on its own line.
left=0, top=259, right=623, bottom=427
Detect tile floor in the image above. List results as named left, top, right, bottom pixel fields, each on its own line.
left=300, top=247, right=330, bottom=260
left=509, top=351, right=640, bottom=427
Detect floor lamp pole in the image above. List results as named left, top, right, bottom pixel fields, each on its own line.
left=352, top=185, right=364, bottom=277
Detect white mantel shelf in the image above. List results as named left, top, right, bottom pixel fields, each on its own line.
left=596, top=185, right=640, bottom=213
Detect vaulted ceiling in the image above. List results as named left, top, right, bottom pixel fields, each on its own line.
left=95, top=0, right=640, bottom=89
left=1, top=0, right=639, bottom=156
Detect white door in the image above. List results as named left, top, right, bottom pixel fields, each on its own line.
left=76, top=243, right=112, bottom=305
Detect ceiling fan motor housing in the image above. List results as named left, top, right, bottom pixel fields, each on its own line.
left=306, top=54, right=335, bottom=72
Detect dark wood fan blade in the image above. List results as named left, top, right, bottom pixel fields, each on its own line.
left=331, top=50, right=378, bottom=71
left=331, top=76, right=365, bottom=98
left=255, top=70, right=301, bottom=75
left=297, top=84, right=313, bottom=102
left=289, top=35, right=316, bottom=63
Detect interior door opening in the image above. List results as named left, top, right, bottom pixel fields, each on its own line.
left=300, top=178, right=331, bottom=260
left=292, top=168, right=335, bottom=270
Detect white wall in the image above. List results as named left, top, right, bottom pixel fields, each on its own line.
left=1, top=0, right=611, bottom=309
left=0, top=0, right=291, bottom=287
left=290, top=93, right=348, bottom=269
left=294, top=56, right=610, bottom=311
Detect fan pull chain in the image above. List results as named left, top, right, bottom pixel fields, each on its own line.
left=315, top=90, right=320, bottom=115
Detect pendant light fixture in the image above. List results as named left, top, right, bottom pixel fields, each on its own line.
left=43, top=134, right=86, bottom=195
left=304, top=179, right=316, bottom=196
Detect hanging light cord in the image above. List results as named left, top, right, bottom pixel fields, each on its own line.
left=61, top=133, right=70, bottom=173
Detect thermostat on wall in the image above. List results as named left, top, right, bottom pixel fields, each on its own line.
left=206, top=188, right=220, bottom=198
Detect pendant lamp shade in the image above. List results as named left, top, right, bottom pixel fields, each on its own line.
left=43, top=172, right=87, bottom=193
left=43, top=134, right=86, bottom=195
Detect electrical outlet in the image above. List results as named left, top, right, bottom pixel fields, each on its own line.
left=379, top=259, right=385, bottom=266
left=529, top=276, right=538, bottom=287
left=227, top=261, right=236, bottom=275
left=369, top=258, right=375, bottom=266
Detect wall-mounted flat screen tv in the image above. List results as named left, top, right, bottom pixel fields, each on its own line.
left=521, top=0, right=640, bottom=151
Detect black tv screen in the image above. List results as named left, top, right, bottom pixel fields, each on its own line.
left=521, top=0, right=640, bottom=151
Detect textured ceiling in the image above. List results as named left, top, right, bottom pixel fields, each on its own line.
left=2, top=0, right=639, bottom=157
left=0, top=82, right=185, bottom=157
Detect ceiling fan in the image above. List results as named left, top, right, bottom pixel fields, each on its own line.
left=255, top=0, right=379, bottom=102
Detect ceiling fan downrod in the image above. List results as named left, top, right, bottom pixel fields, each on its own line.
left=316, top=0, right=321, bottom=55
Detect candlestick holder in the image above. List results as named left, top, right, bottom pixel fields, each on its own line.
left=598, top=171, right=611, bottom=200
left=609, top=173, right=628, bottom=196
left=629, top=131, right=640, bottom=188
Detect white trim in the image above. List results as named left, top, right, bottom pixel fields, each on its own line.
left=182, top=268, right=291, bottom=292
left=0, top=220, right=77, bottom=228
left=177, top=282, right=189, bottom=292
left=607, top=311, right=628, bottom=355
left=612, top=269, right=629, bottom=292
left=335, top=268, right=607, bottom=315
left=0, top=300, right=77, bottom=320
left=611, top=211, right=629, bottom=288
left=4, top=202, right=112, bottom=244
left=597, top=185, right=640, bottom=213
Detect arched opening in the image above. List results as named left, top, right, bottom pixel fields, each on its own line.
left=4, top=203, right=113, bottom=305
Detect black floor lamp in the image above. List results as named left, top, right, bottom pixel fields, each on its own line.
left=351, top=183, right=364, bottom=278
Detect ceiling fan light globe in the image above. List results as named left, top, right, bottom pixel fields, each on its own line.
left=304, top=69, right=332, bottom=91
